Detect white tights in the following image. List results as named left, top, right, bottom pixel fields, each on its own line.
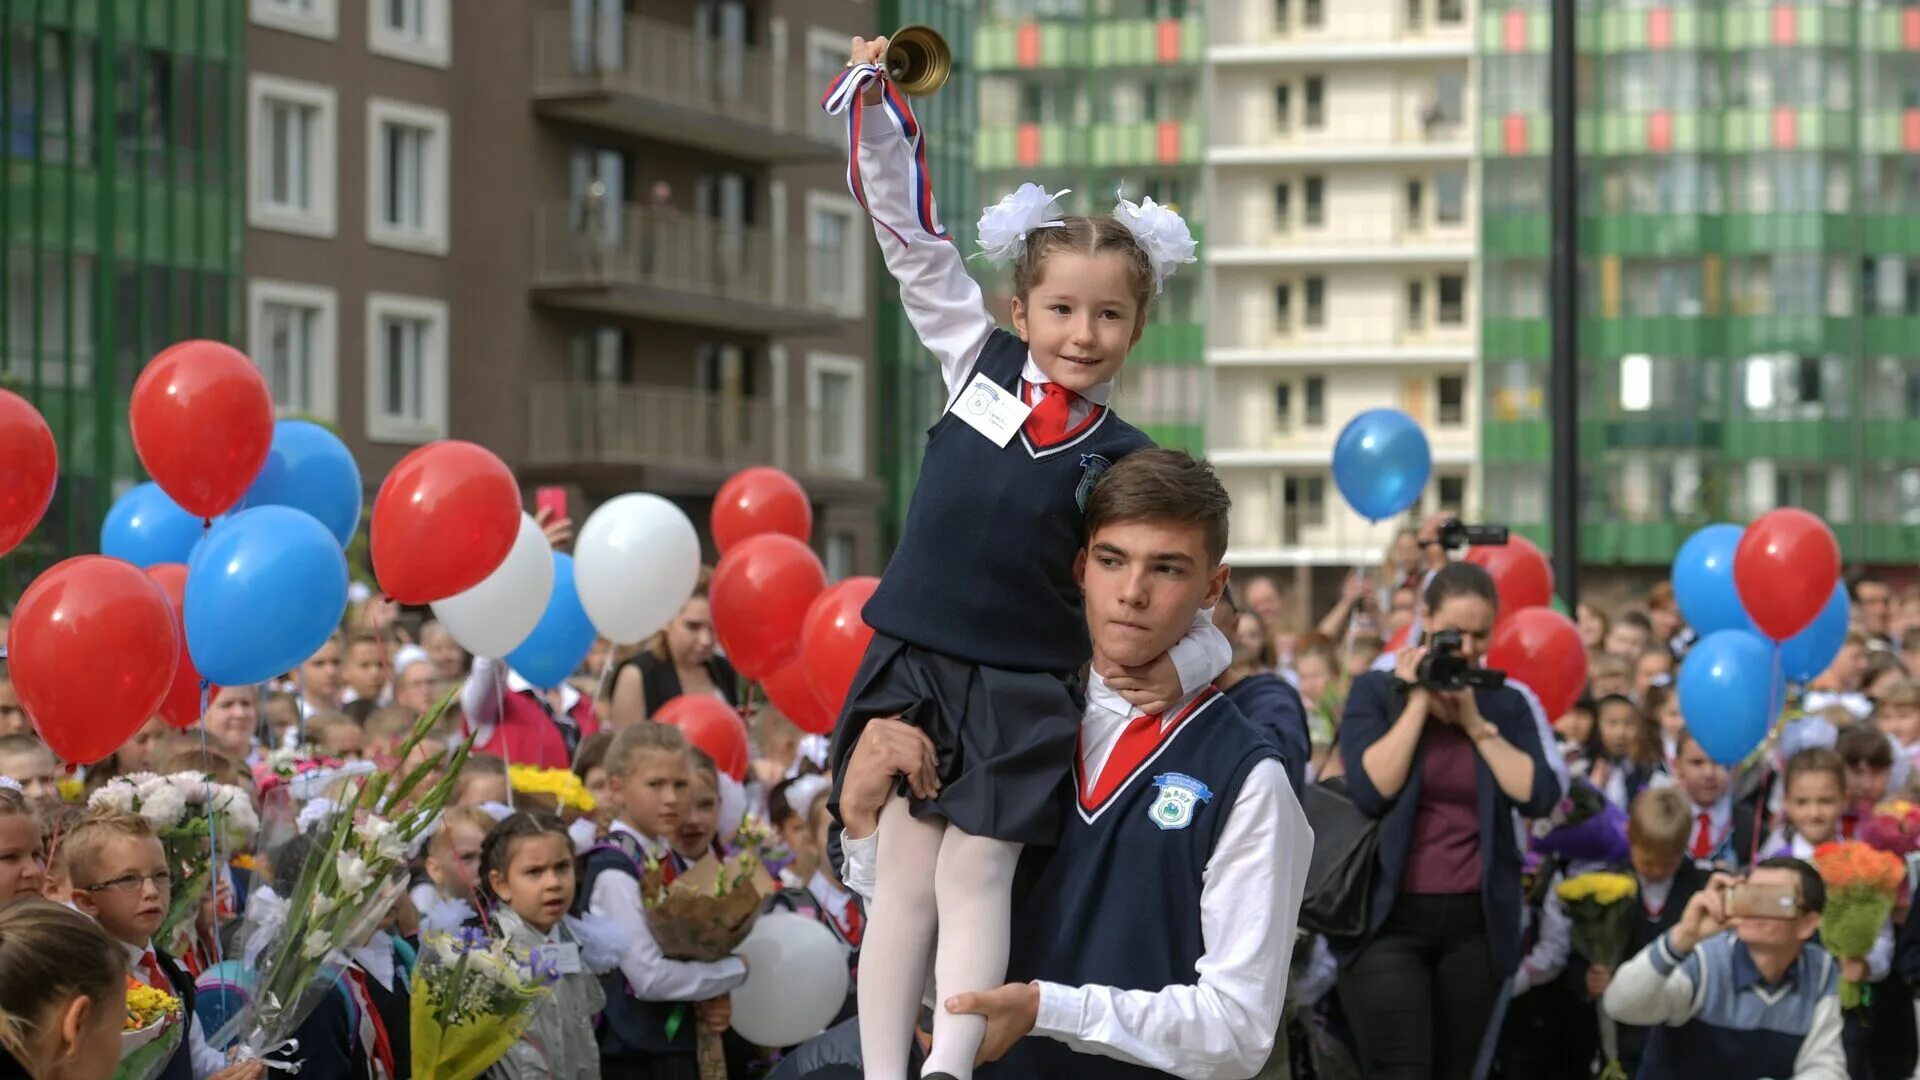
left=858, top=798, right=1022, bottom=1080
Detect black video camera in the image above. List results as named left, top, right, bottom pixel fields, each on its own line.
left=1417, top=629, right=1507, bottom=692
left=1434, top=519, right=1510, bottom=550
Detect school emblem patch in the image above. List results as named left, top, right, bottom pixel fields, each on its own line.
left=1148, top=772, right=1212, bottom=831
left=1075, top=453, right=1113, bottom=511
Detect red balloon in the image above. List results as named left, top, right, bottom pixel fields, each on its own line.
left=145, top=564, right=220, bottom=730
left=1735, top=508, right=1841, bottom=641
left=1464, top=535, right=1554, bottom=622
left=711, top=534, right=826, bottom=680
left=762, top=658, right=833, bottom=736
left=7, top=556, right=179, bottom=764
left=0, top=390, right=56, bottom=558
left=801, top=577, right=880, bottom=722
left=713, top=467, right=813, bottom=554
left=1486, top=608, right=1589, bottom=722
left=130, top=341, right=273, bottom=518
left=656, top=694, right=750, bottom=782
left=371, top=441, right=521, bottom=604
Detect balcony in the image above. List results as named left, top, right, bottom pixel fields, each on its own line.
left=531, top=204, right=853, bottom=335
left=530, top=10, right=839, bottom=164
left=526, top=383, right=869, bottom=491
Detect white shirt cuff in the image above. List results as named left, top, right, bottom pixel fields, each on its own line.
left=1033, top=980, right=1082, bottom=1041
left=841, top=829, right=878, bottom=901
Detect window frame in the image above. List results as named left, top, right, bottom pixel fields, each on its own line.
left=366, top=97, right=451, bottom=255
left=1304, top=276, right=1326, bottom=327
left=805, top=351, right=866, bottom=479
left=247, top=74, right=337, bottom=238
left=251, top=0, right=337, bottom=40
left=364, top=291, right=450, bottom=443
left=247, top=278, right=339, bottom=422
left=804, top=190, right=868, bottom=319
left=369, top=0, right=451, bottom=67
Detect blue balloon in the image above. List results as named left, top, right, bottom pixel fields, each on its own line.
left=1678, top=629, right=1784, bottom=765
left=1780, top=580, right=1850, bottom=684
left=242, top=420, right=363, bottom=546
left=1332, top=409, right=1432, bottom=521
left=101, top=482, right=208, bottom=568
left=1671, top=524, right=1756, bottom=637
left=185, top=506, right=349, bottom=686
left=505, top=552, right=596, bottom=689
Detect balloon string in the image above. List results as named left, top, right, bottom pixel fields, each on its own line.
left=494, top=671, right=514, bottom=812
left=370, top=599, right=393, bottom=711
left=197, top=678, right=226, bottom=976
left=593, top=645, right=618, bottom=719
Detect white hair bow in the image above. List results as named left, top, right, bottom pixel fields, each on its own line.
left=975, top=184, right=1071, bottom=267
left=1113, top=189, right=1198, bottom=294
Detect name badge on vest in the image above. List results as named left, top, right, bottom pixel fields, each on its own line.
left=951, top=372, right=1032, bottom=448
left=1149, top=773, right=1212, bottom=831
left=547, top=942, right=583, bottom=975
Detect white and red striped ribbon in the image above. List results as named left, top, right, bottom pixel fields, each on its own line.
left=820, top=62, right=949, bottom=247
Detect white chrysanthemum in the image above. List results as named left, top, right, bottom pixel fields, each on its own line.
left=974, top=183, right=1070, bottom=267
left=136, top=785, right=188, bottom=830
left=1112, top=190, right=1198, bottom=293
left=88, top=781, right=139, bottom=814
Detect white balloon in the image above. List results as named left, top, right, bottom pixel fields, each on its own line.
left=429, top=513, right=556, bottom=658
left=573, top=493, right=701, bottom=644
left=730, top=913, right=850, bottom=1048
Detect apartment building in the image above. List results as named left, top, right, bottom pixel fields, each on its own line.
left=1205, top=0, right=1480, bottom=597
left=244, top=0, right=886, bottom=576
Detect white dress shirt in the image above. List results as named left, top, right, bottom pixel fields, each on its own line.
left=844, top=673, right=1312, bottom=1080
left=588, top=820, right=747, bottom=1004
left=124, top=937, right=226, bottom=1079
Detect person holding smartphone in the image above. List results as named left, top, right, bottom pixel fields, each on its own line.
left=1602, top=858, right=1847, bottom=1079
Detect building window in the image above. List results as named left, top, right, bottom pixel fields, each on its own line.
left=1274, top=381, right=1292, bottom=428
left=1274, top=0, right=1289, bottom=32
left=247, top=280, right=337, bottom=421
left=1284, top=476, right=1326, bottom=528
left=807, top=192, right=865, bottom=318
left=1426, top=72, right=1465, bottom=129
left=1304, top=375, right=1326, bottom=426
left=1273, top=283, right=1293, bottom=332
left=825, top=531, right=856, bottom=582
left=1437, top=0, right=1464, bottom=23
left=1436, top=474, right=1466, bottom=511
left=808, top=29, right=852, bottom=142
left=252, top=0, right=337, bottom=39
left=807, top=353, right=864, bottom=478
left=1492, top=361, right=1545, bottom=421
left=365, top=292, right=449, bottom=442
left=1435, top=169, right=1466, bottom=225
left=368, top=0, right=450, bottom=67
left=1437, top=374, right=1465, bottom=425
left=1304, top=277, right=1326, bottom=326
left=1405, top=0, right=1423, bottom=30
left=1304, top=175, right=1325, bottom=227
left=1406, top=179, right=1424, bottom=229
left=248, top=75, right=336, bottom=237
left=1438, top=274, right=1465, bottom=324
left=1304, top=76, right=1325, bottom=128
left=1273, top=182, right=1290, bottom=231
left=1303, top=0, right=1324, bottom=27
left=366, top=99, right=449, bottom=254
left=1406, top=279, right=1425, bottom=330
left=1274, top=84, right=1291, bottom=132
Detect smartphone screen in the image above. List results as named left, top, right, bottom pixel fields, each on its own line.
left=1725, top=882, right=1799, bottom=920
left=536, top=486, right=569, bottom=523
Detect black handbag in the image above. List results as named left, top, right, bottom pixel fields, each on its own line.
left=1299, top=773, right=1382, bottom=938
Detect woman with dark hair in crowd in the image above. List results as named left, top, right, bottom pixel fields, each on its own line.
left=1332, top=561, right=1561, bottom=1079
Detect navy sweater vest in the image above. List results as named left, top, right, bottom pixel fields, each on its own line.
left=576, top=841, right=694, bottom=1062
left=863, top=329, right=1151, bottom=674
left=153, top=948, right=196, bottom=1080
left=990, top=692, right=1280, bottom=1078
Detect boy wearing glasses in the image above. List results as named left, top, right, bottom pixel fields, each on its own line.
left=65, top=809, right=262, bottom=1080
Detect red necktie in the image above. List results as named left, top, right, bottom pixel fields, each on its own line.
left=1024, top=382, right=1074, bottom=446
left=1084, top=712, right=1162, bottom=807
left=347, top=969, right=398, bottom=1080
left=1691, top=812, right=1713, bottom=859
left=840, top=900, right=864, bottom=946
left=139, top=950, right=168, bottom=991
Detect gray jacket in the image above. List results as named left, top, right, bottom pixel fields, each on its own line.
left=488, top=909, right=607, bottom=1080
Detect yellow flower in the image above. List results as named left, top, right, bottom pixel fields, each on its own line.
left=125, top=979, right=181, bottom=1031
left=1558, top=871, right=1638, bottom=907
left=57, top=778, right=83, bottom=804
left=508, top=764, right=596, bottom=813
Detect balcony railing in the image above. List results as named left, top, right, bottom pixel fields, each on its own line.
left=532, top=203, right=852, bottom=332
left=531, top=10, right=838, bottom=162
left=528, top=382, right=864, bottom=481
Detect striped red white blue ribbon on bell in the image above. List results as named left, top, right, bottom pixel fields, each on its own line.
left=820, top=61, right=950, bottom=246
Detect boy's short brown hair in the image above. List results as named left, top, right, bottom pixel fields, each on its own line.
left=60, top=809, right=158, bottom=888
left=450, top=753, right=508, bottom=804
left=1879, top=679, right=1920, bottom=711
left=1785, top=746, right=1847, bottom=794
left=1837, top=722, right=1895, bottom=769
left=1626, top=788, right=1690, bottom=858
left=1084, top=449, right=1231, bottom=567
left=603, top=722, right=689, bottom=779
left=365, top=706, right=418, bottom=745
left=0, top=734, right=50, bottom=762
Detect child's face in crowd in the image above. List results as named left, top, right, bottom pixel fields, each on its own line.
left=425, top=823, right=486, bottom=899
left=582, top=765, right=611, bottom=821
left=1589, top=665, right=1632, bottom=701
left=673, top=773, right=720, bottom=860
left=1598, top=703, right=1639, bottom=760
left=1826, top=643, right=1869, bottom=691
left=320, top=723, right=366, bottom=761
left=302, top=640, right=343, bottom=703
left=1009, top=250, right=1144, bottom=396
left=1553, top=708, right=1594, bottom=748
left=1294, top=654, right=1334, bottom=708
left=1846, top=760, right=1891, bottom=806
left=807, top=798, right=841, bottom=888
left=1785, top=770, right=1845, bottom=845
left=1230, top=614, right=1267, bottom=667
left=118, top=719, right=169, bottom=775
left=394, top=662, right=436, bottom=715
left=423, top=626, right=466, bottom=679
left=1674, top=740, right=1729, bottom=808
left=1655, top=695, right=1685, bottom=744
left=1868, top=666, right=1907, bottom=702
left=1633, top=652, right=1672, bottom=697
left=0, top=679, right=26, bottom=737
left=455, top=773, right=509, bottom=808
left=1629, top=842, right=1683, bottom=885
left=1879, top=702, right=1920, bottom=747
left=1605, top=622, right=1649, bottom=661
left=205, top=687, right=258, bottom=756
left=490, top=833, right=576, bottom=934
left=346, top=642, right=387, bottom=701
left=264, top=699, right=300, bottom=748
left=0, top=748, right=61, bottom=813
left=0, top=815, right=45, bottom=902
left=611, top=751, right=689, bottom=838
left=777, top=812, right=814, bottom=875
left=74, top=835, right=169, bottom=943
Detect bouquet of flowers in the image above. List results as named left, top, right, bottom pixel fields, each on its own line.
left=1531, top=779, right=1629, bottom=866
left=410, top=927, right=559, bottom=1080
left=507, top=764, right=595, bottom=816
left=1811, top=841, right=1906, bottom=1007
left=253, top=750, right=378, bottom=801
left=643, top=848, right=777, bottom=1080
left=206, top=699, right=471, bottom=1065
left=90, top=773, right=260, bottom=961
left=1556, top=871, right=1640, bottom=1080
left=1858, top=799, right=1920, bottom=857
left=117, top=976, right=185, bottom=1080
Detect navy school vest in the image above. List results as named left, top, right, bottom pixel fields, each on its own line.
left=574, top=836, right=696, bottom=1062
left=153, top=948, right=197, bottom=1080
left=989, top=690, right=1282, bottom=1079
left=862, top=328, right=1151, bottom=675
